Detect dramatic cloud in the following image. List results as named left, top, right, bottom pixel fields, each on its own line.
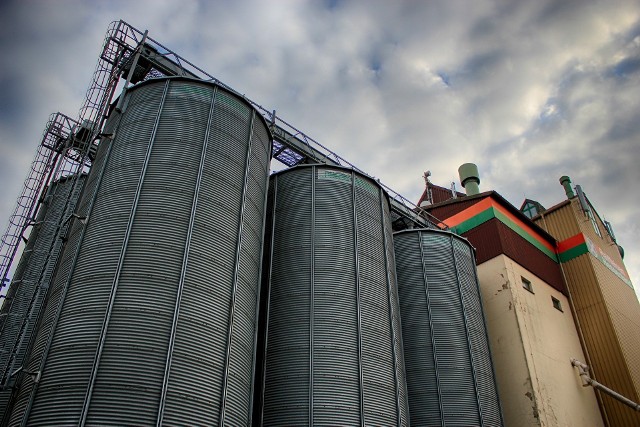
left=1, top=0, right=639, bottom=299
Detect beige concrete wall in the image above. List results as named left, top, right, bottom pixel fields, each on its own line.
left=477, top=255, right=604, bottom=427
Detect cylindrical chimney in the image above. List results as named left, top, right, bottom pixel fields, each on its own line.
left=458, top=163, right=480, bottom=196
left=559, top=176, right=575, bottom=199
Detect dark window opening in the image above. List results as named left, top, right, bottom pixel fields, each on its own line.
left=552, top=296, right=563, bottom=312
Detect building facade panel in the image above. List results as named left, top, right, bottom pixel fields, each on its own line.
left=562, top=255, right=640, bottom=426
left=461, top=218, right=565, bottom=293
left=495, top=221, right=565, bottom=293
left=539, top=195, right=640, bottom=427
left=477, top=255, right=604, bottom=427
left=591, top=259, right=640, bottom=398
left=535, top=201, right=579, bottom=241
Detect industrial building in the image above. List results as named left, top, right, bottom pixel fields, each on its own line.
left=0, top=21, right=503, bottom=426
left=418, top=165, right=640, bottom=426
left=0, top=19, right=637, bottom=426
left=533, top=177, right=640, bottom=426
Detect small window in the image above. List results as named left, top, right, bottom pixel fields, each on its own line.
left=522, top=203, right=538, bottom=219
left=552, top=296, right=563, bottom=312
left=521, top=277, right=534, bottom=294
left=588, top=210, right=602, bottom=238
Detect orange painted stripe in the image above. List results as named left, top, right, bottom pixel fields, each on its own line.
left=440, top=198, right=494, bottom=228
left=440, top=197, right=554, bottom=253
left=557, top=233, right=586, bottom=252
left=490, top=201, right=555, bottom=253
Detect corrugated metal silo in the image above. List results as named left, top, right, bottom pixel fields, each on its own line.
left=8, top=77, right=272, bottom=426
left=0, top=175, right=85, bottom=421
left=394, top=229, right=503, bottom=426
left=258, top=165, right=409, bottom=426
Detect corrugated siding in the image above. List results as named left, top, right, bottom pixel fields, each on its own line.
left=7, top=99, right=124, bottom=427
left=562, top=255, right=640, bottom=426
left=418, top=183, right=466, bottom=206
left=540, top=200, right=640, bottom=426
left=314, top=168, right=360, bottom=426
left=385, top=198, right=409, bottom=427
left=591, top=258, right=640, bottom=426
left=463, top=219, right=504, bottom=264
left=495, top=221, right=564, bottom=293
left=453, top=237, right=502, bottom=426
left=534, top=200, right=581, bottom=241
left=581, top=195, right=640, bottom=398
left=262, top=168, right=313, bottom=426
left=394, top=231, right=441, bottom=425
left=0, top=176, right=85, bottom=421
left=8, top=78, right=271, bottom=426
left=394, top=230, right=502, bottom=427
left=261, top=166, right=408, bottom=426
left=251, top=163, right=276, bottom=427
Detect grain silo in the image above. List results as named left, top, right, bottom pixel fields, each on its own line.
left=7, top=77, right=272, bottom=426
left=394, top=229, right=503, bottom=426
left=0, top=175, right=85, bottom=421
left=257, top=165, right=409, bottom=426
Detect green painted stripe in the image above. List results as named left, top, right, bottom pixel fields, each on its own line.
left=558, top=243, right=588, bottom=263
left=451, top=208, right=495, bottom=235
left=493, top=208, right=558, bottom=261
left=451, top=206, right=558, bottom=262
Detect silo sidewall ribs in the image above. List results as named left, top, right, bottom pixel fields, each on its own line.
left=394, top=229, right=503, bottom=426
left=260, top=165, right=409, bottom=426
left=0, top=175, right=85, bottom=422
left=9, top=77, right=271, bottom=426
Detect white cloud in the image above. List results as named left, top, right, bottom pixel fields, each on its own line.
left=0, top=0, right=639, bottom=301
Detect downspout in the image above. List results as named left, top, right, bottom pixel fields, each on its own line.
left=539, top=210, right=610, bottom=426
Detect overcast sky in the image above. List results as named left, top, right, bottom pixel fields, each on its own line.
left=0, top=0, right=639, bottom=301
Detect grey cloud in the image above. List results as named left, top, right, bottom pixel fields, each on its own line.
left=1, top=0, right=640, bottom=301
left=613, top=57, right=640, bottom=77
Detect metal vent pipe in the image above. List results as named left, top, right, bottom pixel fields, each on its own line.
left=559, top=175, right=575, bottom=199
left=458, top=163, right=481, bottom=196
